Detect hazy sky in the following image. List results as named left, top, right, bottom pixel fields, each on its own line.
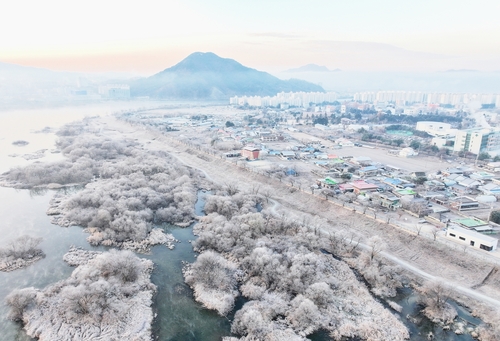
left=2, top=0, right=500, bottom=74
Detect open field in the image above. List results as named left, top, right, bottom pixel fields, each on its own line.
left=287, top=130, right=449, bottom=172
left=332, top=147, right=447, bottom=172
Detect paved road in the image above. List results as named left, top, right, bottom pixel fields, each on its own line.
left=380, top=250, right=500, bottom=307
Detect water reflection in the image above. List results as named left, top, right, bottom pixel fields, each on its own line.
left=390, top=287, right=477, bottom=341
left=0, top=187, right=102, bottom=341
left=146, top=190, right=233, bottom=341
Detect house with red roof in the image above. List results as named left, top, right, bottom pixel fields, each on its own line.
left=350, top=180, right=379, bottom=194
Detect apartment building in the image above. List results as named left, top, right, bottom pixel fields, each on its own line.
left=453, top=129, right=500, bottom=154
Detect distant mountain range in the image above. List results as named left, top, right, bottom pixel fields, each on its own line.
left=130, top=52, right=324, bottom=99
left=2, top=52, right=500, bottom=106
left=284, top=64, right=341, bottom=73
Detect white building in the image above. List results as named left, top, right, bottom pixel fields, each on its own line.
left=454, top=129, right=500, bottom=154
left=352, top=91, right=499, bottom=106
left=230, top=91, right=338, bottom=108
left=416, top=121, right=457, bottom=138
left=98, top=84, right=130, bottom=98
left=445, top=226, right=498, bottom=251
left=403, top=108, right=416, bottom=116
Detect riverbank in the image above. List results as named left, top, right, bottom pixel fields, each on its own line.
left=0, top=254, right=44, bottom=272
left=0, top=236, right=45, bottom=272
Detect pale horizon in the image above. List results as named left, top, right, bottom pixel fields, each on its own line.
left=2, top=0, right=500, bottom=75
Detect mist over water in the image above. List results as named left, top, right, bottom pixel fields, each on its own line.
left=0, top=101, right=166, bottom=174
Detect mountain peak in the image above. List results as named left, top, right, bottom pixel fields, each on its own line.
left=132, top=52, right=324, bottom=99
left=166, top=52, right=247, bottom=73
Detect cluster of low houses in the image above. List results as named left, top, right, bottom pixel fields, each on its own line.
left=226, top=140, right=499, bottom=251
left=218, top=125, right=289, bottom=143
left=313, top=159, right=499, bottom=252
left=228, top=142, right=347, bottom=161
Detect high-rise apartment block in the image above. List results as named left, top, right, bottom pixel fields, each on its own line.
left=230, top=91, right=338, bottom=108
left=353, top=91, right=498, bottom=106
left=453, top=129, right=500, bottom=154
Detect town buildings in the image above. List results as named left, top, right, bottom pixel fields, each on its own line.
left=230, top=91, right=339, bottom=108
left=445, top=225, right=498, bottom=251
left=352, top=91, right=500, bottom=107
left=241, top=146, right=260, bottom=160
left=453, top=129, right=500, bottom=154
left=98, top=84, right=131, bottom=99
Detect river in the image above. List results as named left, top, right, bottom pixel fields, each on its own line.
left=144, top=190, right=232, bottom=341
left=0, top=102, right=483, bottom=341
left=0, top=102, right=232, bottom=341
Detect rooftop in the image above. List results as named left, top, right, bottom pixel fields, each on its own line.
left=383, top=177, right=403, bottom=185
left=242, top=146, right=260, bottom=151
left=453, top=217, right=489, bottom=228
left=360, top=165, right=378, bottom=172
left=324, top=177, right=338, bottom=185
left=447, top=225, right=498, bottom=244
left=395, top=189, right=416, bottom=195
left=351, top=180, right=379, bottom=189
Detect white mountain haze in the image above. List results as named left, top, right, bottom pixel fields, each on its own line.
left=0, top=61, right=135, bottom=108
left=284, top=64, right=338, bottom=73
left=276, top=70, right=500, bottom=93
left=130, top=52, right=325, bottom=99
left=2, top=47, right=500, bottom=108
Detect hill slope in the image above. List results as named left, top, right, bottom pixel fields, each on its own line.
left=131, top=52, right=324, bottom=99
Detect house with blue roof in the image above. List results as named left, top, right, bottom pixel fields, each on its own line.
left=357, top=165, right=379, bottom=177
left=382, top=177, right=403, bottom=188
left=479, top=183, right=500, bottom=195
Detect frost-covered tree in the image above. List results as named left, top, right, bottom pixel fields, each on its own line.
left=185, top=251, right=238, bottom=316
left=5, top=287, right=37, bottom=321
left=188, top=194, right=409, bottom=340
left=6, top=249, right=156, bottom=340
left=417, top=280, right=456, bottom=324
left=0, top=235, right=43, bottom=260
left=3, top=121, right=200, bottom=249
left=474, top=304, right=500, bottom=341
left=0, top=235, right=45, bottom=271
